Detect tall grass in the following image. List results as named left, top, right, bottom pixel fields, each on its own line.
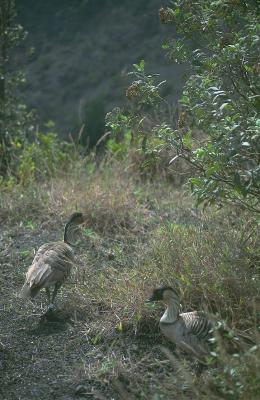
left=1, top=155, right=259, bottom=399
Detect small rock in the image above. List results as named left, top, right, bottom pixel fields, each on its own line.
left=107, top=251, right=115, bottom=260
left=75, top=384, right=87, bottom=395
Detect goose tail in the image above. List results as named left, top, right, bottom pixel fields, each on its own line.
left=19, top=283, right=32, bottom=299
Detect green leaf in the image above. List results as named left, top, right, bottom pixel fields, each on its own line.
left=183, top=131, right=192, bottom=149
left=133, top=59, right=145, bottom=72
left=194, top=148, right=205, bottom=159
left=219, top=102, right=231, bottom=113
left=162, top=42, right=169, bottom=49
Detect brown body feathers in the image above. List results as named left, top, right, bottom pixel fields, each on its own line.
left=20, top=212, right=84, bottom=305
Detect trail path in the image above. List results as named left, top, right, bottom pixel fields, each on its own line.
left=0, top=223, right=104, bottom=400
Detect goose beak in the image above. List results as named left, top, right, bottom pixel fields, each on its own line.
left=145, top=295, right=156, bottom=303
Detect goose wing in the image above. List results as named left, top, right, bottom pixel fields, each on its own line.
left=25, top=242, right=74, bottom=289
left=177, top=311, right=212, bottom=356
left=181, top=311, right=212, bottom=340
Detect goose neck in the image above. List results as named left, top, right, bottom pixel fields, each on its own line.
left=64, top=222, right=73, bottom=245
left=160, top=298, right=179, bottom=324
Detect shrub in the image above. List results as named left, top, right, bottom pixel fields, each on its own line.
left=109, top=2, right=260, bottom=213
left=158, top=0, right=260, bottom=212
left=0, top=0, right=34, bottom=176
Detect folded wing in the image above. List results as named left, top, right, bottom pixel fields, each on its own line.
left=20, top=242, right=74, bottom=299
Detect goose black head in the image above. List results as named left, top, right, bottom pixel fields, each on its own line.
left=67, top=212, right=84, bottom=225
left=146, top=286, right=179, bottom=303
left=64, top=212, right=85, bottom=245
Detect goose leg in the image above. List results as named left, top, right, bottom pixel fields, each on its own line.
left=51, top=282, right=62, bottom=304
left=43, top=287, right=56, bottom=313
left=45, top=288, right=51, bottom=303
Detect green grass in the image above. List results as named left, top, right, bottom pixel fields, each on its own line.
left=1, top=157, right=259, bottom=399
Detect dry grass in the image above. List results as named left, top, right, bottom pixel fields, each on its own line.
left=0, top=158, right=259, bottom=399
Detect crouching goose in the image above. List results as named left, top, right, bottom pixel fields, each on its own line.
left=20, top=212, right=84, bottom=309
left=147, top=286, right=212, bottom=357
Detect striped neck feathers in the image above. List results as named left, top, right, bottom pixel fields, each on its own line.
left=63, top=221, right=75, bottom=246
left=63, top=212, right=84, bottom=245
left=160, top=290, right=181, bottom=324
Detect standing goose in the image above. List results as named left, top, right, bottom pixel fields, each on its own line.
left=20, top=212, right=84, bottom=309
left=147, top=286, right=212, bottom=357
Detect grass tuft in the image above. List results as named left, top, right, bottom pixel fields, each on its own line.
left=1, top=158, right=259, bottom=399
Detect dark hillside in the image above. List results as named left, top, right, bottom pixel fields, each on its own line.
left=16, top=0, right=185, bottom=143
left=0, top=1, right=259, bottom=398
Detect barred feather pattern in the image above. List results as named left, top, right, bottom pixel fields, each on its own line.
left=64, top=224, right=79, bottom=245
left=159, top=289, right=212, bottom=356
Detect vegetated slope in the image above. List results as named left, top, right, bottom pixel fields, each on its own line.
left=0, top=161, right=259, bottom=399
left=16, top=0, right=185, bottom=143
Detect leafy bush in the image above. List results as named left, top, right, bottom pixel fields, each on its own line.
left=16, top=130, right=74, bottom=184
left=0, top=0, right=35, bottom=176
left=159, top=1, right=260, bottom=212
left=0, top=127, right=75, bottom=188
left=0, top=2, right=73, bottom=185
left=111, top=2, right=260, bottom=213
left=105, top=75, right=179, bottom=179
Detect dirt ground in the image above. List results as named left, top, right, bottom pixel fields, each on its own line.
left=0, top=217, right=109, bottom=400
left=0, top=216, right=164, bottom=400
